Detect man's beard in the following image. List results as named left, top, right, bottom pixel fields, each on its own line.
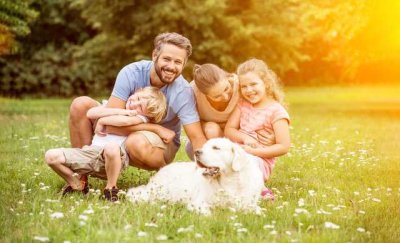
left=154, top=59, right=179, bottom=84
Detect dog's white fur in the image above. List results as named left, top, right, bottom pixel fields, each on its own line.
left=126, top=138, right=264, bottom=215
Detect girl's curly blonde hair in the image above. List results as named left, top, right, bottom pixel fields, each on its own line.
left=236, top=58, right=285, bottom=104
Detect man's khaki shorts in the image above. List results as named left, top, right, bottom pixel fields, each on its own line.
left=134, top=131, right=179, bottom=164
left=62, top=145, right=129, bottom=179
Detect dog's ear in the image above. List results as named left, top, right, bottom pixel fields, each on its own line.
left=231, top=143, right=247, bottom=172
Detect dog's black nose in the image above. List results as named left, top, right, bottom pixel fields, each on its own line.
left=194, top=150, right=202, bottom=157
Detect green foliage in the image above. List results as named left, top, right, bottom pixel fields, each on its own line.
left=1, top=0, right=398, bottom=97
left=0, top=0, right=97, bottom=97
left=0, top=0, right=38, bottom=54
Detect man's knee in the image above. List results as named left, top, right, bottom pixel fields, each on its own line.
left=70, top=96, right=98, bottom=120
left=125, top=134, right=150, bottom=159
left=125, top=134, right=165, bottom=170
left=203, top=122, right=223, bottom=139
left=45, top=149, right=64, bottom=165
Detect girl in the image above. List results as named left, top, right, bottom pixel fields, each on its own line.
left=225, top=58, right=291, bottom=200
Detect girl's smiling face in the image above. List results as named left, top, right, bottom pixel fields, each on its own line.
left=239, top=72, right=267, bottom=106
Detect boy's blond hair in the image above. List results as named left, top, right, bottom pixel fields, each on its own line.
left=237, top=58, right=284, bottom=104
left=138, top=87, right=167, bottom=123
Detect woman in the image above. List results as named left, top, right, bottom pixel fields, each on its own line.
left=186, top=63, right=240, bottom=158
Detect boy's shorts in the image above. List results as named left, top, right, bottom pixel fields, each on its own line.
left=61, top=145, right=129, bottom=179
left=134, top=131, right=179, bottom=164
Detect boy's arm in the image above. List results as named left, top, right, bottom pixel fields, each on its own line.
left=87, top=106, right=136, bottom=119
left=224, top=107, right=258, bottom=145
left=243, top=119, right=290, bottom=158
left=97, top=115, right=145, bottom=127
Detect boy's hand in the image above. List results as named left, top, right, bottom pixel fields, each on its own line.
left=94, top=120, right=107, bottom=136
left=124, top=110, right=138, bottom=116
left=157, top=127, right=175, bottom=144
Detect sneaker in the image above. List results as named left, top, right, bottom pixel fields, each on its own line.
left=62, top=175, right=89, bottom=196
left=261, top=187, right=275, bottom=201
left=103, top=187, right=119, bottom=202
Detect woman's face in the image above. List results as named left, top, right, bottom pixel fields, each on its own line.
left=206, top=78, right=233, bottom=103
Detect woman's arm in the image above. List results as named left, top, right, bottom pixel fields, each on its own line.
left=243, top=119, right=290, bottom=158
left=87, top=106, right=136, bottom=119
left=224, top=107, right=258, bottom=145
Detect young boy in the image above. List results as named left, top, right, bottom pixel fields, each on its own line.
left=45, top=87, right=167, bottom=202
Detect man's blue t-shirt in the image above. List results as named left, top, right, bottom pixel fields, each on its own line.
left=111, top=60, right=199, bottom=146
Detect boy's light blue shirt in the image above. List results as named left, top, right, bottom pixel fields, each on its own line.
left=111, top=60, right=199, bottom=146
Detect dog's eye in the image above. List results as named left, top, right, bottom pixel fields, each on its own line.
left=212, top=146, right=220, bottom=150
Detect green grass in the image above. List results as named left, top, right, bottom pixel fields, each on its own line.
left=1, top=85, right=400, bottom=242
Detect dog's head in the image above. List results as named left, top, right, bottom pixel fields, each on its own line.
left=195, top=138, right=248, bottom=177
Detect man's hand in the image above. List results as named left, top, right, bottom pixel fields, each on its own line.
left=94, top=119, right=107, bottom=136
left=157, top=126, right=175, bottom=144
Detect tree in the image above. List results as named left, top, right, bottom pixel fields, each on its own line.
left=0, top=0, right=38, bottom=55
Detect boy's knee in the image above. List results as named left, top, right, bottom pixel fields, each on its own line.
left=103, top=143, right=121, bottom=159
left=45, top=149, right=64, bottom=165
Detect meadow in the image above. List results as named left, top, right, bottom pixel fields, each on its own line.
left=1, top=85, right=399, bottom=242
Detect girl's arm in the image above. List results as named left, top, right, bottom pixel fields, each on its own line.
left=87, top=106, right=136, bottom=119
left=243, top=119, right=290, bottom=158
left=224, top=107, right=258, bottom=145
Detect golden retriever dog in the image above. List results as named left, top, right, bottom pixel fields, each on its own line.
left=126, top=138, right=264, bottom=215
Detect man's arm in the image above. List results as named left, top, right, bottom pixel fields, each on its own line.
left=183, top=122, right=207, bottom=151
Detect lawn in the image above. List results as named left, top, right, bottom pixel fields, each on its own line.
left=1, top=85, right=399, bottom=242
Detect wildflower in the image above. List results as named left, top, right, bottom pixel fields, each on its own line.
left=33, top=236, right=50, bottom=242
left=324, top=222, right=340, bottom=229
left=195, top=233, right=203, bottom=238
left=371, top=198, right=381, bottom=203
left=50, top=212, right=64, bottom=219
left=177, top=225, right=194, bottom=233
left=79, top=215, right=88, bottom=221
left=308, top=190, right=316, bottom=197
left=124, top=224, right=132, bottom=231
left=83, top=208, right=94, bottom=214
left=156, top=234, right=168, bottom=240
left=237, top=228, right=248, bottom=233
left=357, top=227, right=366, bottom=232
left=298, top=198, right=305, bottom=207
left=145, top=222, right=158, bottom=228
left=137, top=231, right=147, bottom=237
left=263, top=224, right=275, bottom=229
left=294, top=208, right=309, bottom=214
